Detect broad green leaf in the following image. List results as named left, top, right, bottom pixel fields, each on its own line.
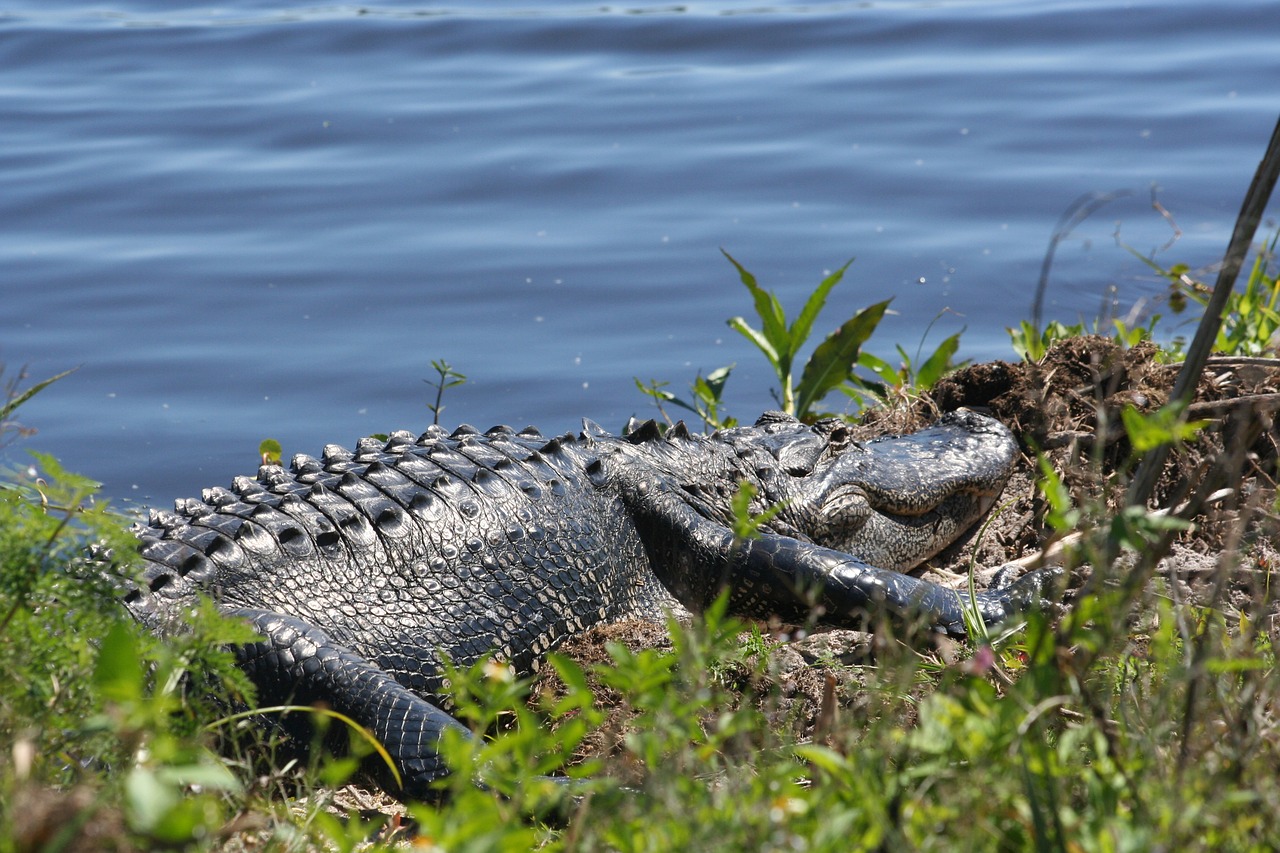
left=94, top=620, right=145, bottom=704
left=793, top=743, right=851, bottom=775
left=722, top=250, right=788, bottom=355
left=156, top=760, right=241, bottom=791
left=258, top=438, right=282, bottom=465
left=727, top=316, right=781, bottom=367
left=1036, top=455, right=1079, bottom=533
left=856, top=350, right=896, bottom=381
left=701, top=364, right=733, bottom=397
left=126, top=767, right=178, bottom=834
left=790, top=259, right=854, bottom=360
left=1120, top=403, right=1209, bottom=453
left=795, top=299, right=890, bottom=417
left=915, top=331, right=963, bottom=388
left=547, top=652, right=592, bottom=696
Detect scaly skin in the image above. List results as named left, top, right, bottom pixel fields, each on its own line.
left=122, top=410, right=1057, bottom=799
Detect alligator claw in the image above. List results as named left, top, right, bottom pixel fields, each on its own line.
left=982, top=565, right=1066, bottom=625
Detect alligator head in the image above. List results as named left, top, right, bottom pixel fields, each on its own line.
left=649, top=409, right=1019, bottom=574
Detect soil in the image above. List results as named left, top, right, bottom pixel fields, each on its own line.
left=531, top=336, right=1280, bottom=768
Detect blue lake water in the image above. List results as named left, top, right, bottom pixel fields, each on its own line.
left=2, top=0, right=1277, bottom=505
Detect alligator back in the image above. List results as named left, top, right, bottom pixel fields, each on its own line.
left=125, top=423, right=676, bottom=697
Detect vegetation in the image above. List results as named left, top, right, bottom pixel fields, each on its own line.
left=0, top=228, right=1276, bottom=850
left=425, top=359, right=467, bottom=426
left=637, top=250, right=964, bottom=429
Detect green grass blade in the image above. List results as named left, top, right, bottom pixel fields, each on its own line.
left=722, top=250, right=788, bottom=355
left=727, top=315, right=781, bottom=367
left=0, top=366, right=78, bottom=425
left=208, top=704, right=403, bottom=790
left=794, top=299, right=890, bottom=417
left=789, top=259, right=854, bottom=358
left=914, top=330, right=963, bottom=388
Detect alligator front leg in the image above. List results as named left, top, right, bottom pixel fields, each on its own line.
left=231, top=609, right=469, bottom=800
left=726, top=535, right=1061, bottom=637
left=625, top=482, right=1059, bottom=638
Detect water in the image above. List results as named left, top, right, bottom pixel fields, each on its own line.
left=2, top=1, right=1277, bottom=505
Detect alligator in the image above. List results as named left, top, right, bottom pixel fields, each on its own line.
left=122, top=409, right=1057, bottom=800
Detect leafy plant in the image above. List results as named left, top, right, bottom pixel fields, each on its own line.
left=635, top=364, right=738, bottom=431
left=1018, top=228, right=1280, bottom=364
left=0, top=369, right=402, bottom=851
left=1136, top=231, right=1280, bottom=357
left=258, top=437, right=283, bottom=465
left=0, top=463, right=243, bottom=847
left=847, top=310, right=966, bottom=406
left=723, top=251, right=889, bottom=421
left=425, top=359, right=467, bottom=425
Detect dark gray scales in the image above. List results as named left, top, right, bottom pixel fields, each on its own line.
left=122, top=410, right=1056, bottom=799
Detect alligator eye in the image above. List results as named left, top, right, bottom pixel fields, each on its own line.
left=826, top=426, right=854, bottom=452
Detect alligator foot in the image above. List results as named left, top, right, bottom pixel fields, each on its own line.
left=973, top=565, right=1066, bottom=631
left=724, top=534, right=1065, bottom=639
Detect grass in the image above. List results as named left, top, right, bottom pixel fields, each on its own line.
left=0, top=229, right=1277, bottom=850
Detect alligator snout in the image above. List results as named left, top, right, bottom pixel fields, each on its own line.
left=793, top=410, right=1019, bottom=571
